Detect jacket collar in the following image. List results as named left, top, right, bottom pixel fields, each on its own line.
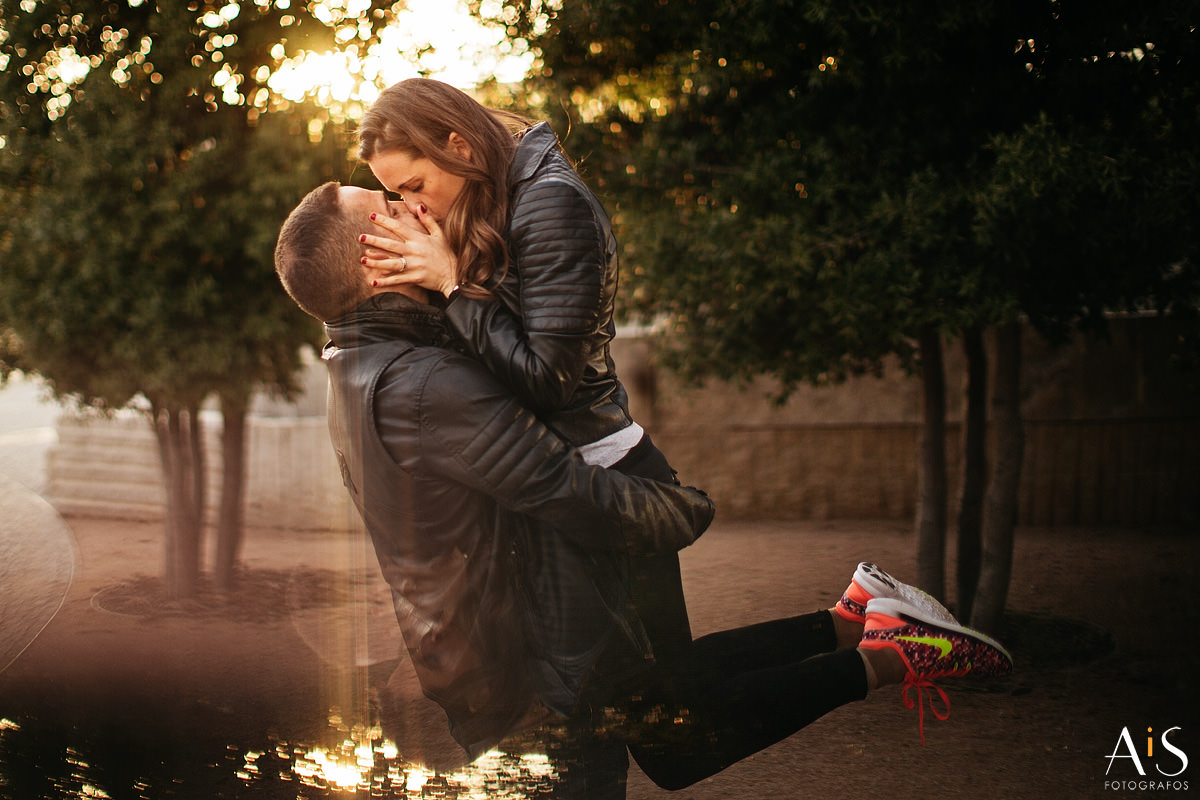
left=324, top=293, right=453, bottom=350
left=508, top=121, right=559, bottom=188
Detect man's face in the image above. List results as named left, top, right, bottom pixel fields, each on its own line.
left=337, top=186, right=406, bottom=229
left=367, top=147, right=467, bottom=223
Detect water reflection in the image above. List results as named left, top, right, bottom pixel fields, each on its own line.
left=0, top=717, right=115, bottom=799
left=1, top=714, right=559, bottom=799
left=236, top=728, right=558, bottom=797
left=0, top=531, right=566, bottom=798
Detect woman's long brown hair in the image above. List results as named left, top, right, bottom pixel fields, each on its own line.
left=357, top=78, right=531, bottom=297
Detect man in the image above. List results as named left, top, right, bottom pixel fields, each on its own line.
left=276, top=181, right=1013, bottom=798
left=275, top=180, right=715, bottom=762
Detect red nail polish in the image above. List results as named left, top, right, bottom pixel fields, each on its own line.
left=371, top=280, right=378, bottom=287
left=419, top=204, right=427, bottom=214
left=369, top=213, right=376, bottom=221
left=359, top=234, right=367, bottom=243
left=361, top=257, right=368, bottom=265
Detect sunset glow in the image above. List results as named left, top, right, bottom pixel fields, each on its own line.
left=267, top=0, right=536, bottom=118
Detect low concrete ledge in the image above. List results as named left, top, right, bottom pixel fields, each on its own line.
left=45, top=412, right=353, bottom=531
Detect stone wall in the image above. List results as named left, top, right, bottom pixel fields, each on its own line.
left=629, top=316, right=1199, bottom=525
left=44, top=316, right=1200, bottom=528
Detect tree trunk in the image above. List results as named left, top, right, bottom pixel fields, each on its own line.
left=955, top=325, right=988, bottom=621
left=214, top=390, right=249, bottom=594
left=915, top=326, right=948, bottom=601
left=153, top=403, right=205, bottom=600
left=971, top=321, right=1025, bottom=635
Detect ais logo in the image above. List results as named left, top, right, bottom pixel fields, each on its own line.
left=1104, top=726, right=1189, bottom=792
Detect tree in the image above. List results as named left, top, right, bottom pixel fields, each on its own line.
left=0, top=1, right=390, bottom=597
left=493, top=0, right=1200, bottom=629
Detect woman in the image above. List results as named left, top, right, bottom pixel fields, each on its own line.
left=355, top=77, right=711, bottom=788
left=353, top=78, right=1011, bottom=794
left=357, top=78, right=650, bottom=475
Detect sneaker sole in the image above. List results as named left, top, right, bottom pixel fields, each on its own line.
left=863, top=597, right=1014, bottom=676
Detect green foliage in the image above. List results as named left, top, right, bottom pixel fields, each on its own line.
left=0, top=1, right=387, bottom=409
left=496, top=0, right=1200, bottom=390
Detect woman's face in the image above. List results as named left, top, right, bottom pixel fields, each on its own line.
left=368, top=142, right=468, bottom=223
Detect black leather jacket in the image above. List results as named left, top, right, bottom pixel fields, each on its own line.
left=444, top=122, right=631, bottom=446
left=323, top=294, right=713, bottom=756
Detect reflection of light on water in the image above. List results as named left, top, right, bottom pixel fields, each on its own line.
left=236, top=721, right=558, bottom=797
left=0, top=718, right=113, bottom=799
left=2, top=712, right=557, bottom=798
left=66, top=747, right=112, bottom=799
left=268, top=532, right=561, bottom=796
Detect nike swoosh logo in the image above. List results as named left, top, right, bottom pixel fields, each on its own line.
left=895, top=634, right=953, bottom=659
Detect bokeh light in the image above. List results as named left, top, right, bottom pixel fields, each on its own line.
left=267, top=0, right=536, bottom=120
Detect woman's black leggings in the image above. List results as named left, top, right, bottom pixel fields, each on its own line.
left=620, top=611, right=867, bottom=789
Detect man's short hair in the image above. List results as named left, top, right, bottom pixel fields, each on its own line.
left=275, top=181, right=370, bottom=321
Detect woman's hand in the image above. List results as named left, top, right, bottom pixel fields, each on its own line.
left=360, top=205, right=459, bottom=297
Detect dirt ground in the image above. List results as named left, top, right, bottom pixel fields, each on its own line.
left=1, top=515, right=1198, bottom=799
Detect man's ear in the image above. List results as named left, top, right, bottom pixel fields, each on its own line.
left=447, top=132, right=473, bottom=162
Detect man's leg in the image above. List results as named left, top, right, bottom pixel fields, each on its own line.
left=542, top=719, right=630, bottom=800
left=530, top=435, right=682, bottom=800
left=610, top=436, right=694, bottom=665
left=610, top=438, right=867, bottom=788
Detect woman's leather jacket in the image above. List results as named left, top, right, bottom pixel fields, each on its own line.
left=444, top=122, right=632, bottom=447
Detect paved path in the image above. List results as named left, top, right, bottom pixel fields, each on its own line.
left=0, top=474, right=76, bottom=674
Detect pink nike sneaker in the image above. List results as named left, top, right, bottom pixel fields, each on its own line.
left=861, top=597, right=1013, bottom=744
left=833, top=562, right=955, bottom=626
